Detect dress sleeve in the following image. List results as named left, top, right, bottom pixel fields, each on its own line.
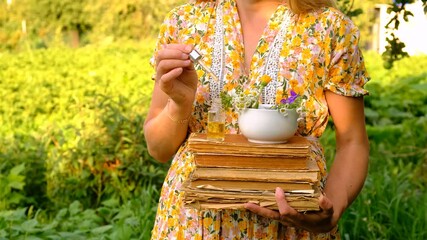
left=149, top=7, right=181, bottom=74
left=325, top=15, right=370, bottom=97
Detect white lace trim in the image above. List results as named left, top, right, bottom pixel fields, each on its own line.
left=210, top=3, right=293, bottom=104
left=209, top=2, right=225, bottom=101
left=261, top=10, right=292, bottom=104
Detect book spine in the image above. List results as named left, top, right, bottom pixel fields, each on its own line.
left=191, top=168, right=319, bottom=182
left=194, top=154, right=309, bottom=170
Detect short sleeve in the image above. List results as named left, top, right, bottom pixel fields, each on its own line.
left=149, top=8, right=181, bottom=69
left=325, top=15, right=370, bottom=97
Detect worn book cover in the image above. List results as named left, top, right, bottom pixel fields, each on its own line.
left=183, top=187, right=320, bottom=211
left=187, top=179, right=318, bottom=193
left=192, top=153, right=309, bottom=170
left=188, top=133, right=310, bottom=157
left=191, top=164, right=319, bottom=182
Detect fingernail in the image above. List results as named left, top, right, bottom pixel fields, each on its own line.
left=185, top=45, right=192, bottom=52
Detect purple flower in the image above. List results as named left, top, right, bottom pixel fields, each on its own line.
left=280, top=90, right=298, bottom=104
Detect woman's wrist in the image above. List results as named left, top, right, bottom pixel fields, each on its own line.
left=165, top=98, right=193, bottom=124
left=326, top=193, right=348, bottom=225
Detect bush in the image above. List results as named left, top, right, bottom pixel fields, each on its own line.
left=0, top=41, right=169, bottom=211
left=0, top=0, right=185, bottom=50
left=363, top=52, right=427, bottom=126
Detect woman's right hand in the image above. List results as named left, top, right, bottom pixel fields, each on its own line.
left=144, top=44, right=199, bottom=162
left=155, top=44, right=198, bottom=106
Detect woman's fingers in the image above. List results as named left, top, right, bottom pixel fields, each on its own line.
left=275, top=187, right=299, bottom=218
left=319, top=195, right=334, bottom=215
left=156, top=59, right=191, bottom=79
left=244, top=202, right=298, bottom=228
left=156, top=44, right=193, bottom=63
left=155, top=44, right=194, bottom=83
left=244, top=188, right=299, bottom=222
left=245, top=190, right=337, bottom=233
left=244, top=203, right=280, bottom=220
left=156, top=49, right=189, bottom=64
left=154, top=43, right=197, bottom=103
left=162, top=43, right=193, bottom=52
left=275, top=187, right=304, bottom=227
left=292, top=195, right=335, bottom=233
left=159, top=67, right=183, bottom=86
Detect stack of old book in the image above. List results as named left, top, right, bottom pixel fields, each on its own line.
left=182, top=133, right=321, bottom=212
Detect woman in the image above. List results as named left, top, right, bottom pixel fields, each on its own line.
left=144, top=0, right=370, bottom=238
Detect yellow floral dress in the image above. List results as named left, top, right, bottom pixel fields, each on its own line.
left=150, top=0, right=369, bottom=239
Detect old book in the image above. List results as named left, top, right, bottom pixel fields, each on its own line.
left=190, top=165, right=319, bottom=183
left=188, top=133, right=310, bottom=157
left=193, top=153, right=308, bottom=170
left=187, top=179, right=318, bottom=193
left=186, top=201, right=320, bottom=212
left=183, top=187, right=320, bottom=211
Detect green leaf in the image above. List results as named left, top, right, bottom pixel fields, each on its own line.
left=6, top=175, right=25, bottom=190
left=9, top=164, right=25, bottom=175
left=55, top=208, right=69, bottom=220
left=69, top=201, right=82, bottom=216
left=8, top=192, right=25, bottom=204
left=90, top=225, right=113, bottom=235
left=349, top=8, right=363, bottom=17
left=41, top=220, right=59, bottom=231
left=58, top=231, right=84, bottom=239
left=21, top=219, right=39, bottom=232
left=1, top=208, right=27, bottom=221
left=25, top=236, right=44, bottom=240
left=0, top=230, right=8, bottom=239
left=101, top=198, right=119, bottom=208
left=96, top=207, right=112, bottom=219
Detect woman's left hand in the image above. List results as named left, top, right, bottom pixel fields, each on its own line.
left=244, top=187, right=337, bottom=233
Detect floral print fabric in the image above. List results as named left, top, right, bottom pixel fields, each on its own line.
left=150, top=0, right=369, bottom=239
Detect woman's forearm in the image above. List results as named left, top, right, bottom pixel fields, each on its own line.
left=144, top=99, right=193, bottom=162
left=144, top=44, right=198, bottom=162
left=323, top=92, right=370, bottom=223
left=324, top=137, right=369, bottom=222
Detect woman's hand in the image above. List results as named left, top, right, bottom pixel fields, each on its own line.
left=155, top=44, right=199, bottom=106
left=244, top=187, right=338, bottom=233
left=143, top=43, right=199, bottom=162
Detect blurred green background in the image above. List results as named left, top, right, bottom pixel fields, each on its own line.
left=1, top=0, right=426, bottom=239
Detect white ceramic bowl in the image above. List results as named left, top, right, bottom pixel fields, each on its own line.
left=238, top=107, right=298, bottom=144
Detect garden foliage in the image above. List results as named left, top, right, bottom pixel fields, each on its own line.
left=0, top=41, right=166, bottom=239
left=0, top=0, right=185, bottom=50
left=0, top=43, right=426, bottom=239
